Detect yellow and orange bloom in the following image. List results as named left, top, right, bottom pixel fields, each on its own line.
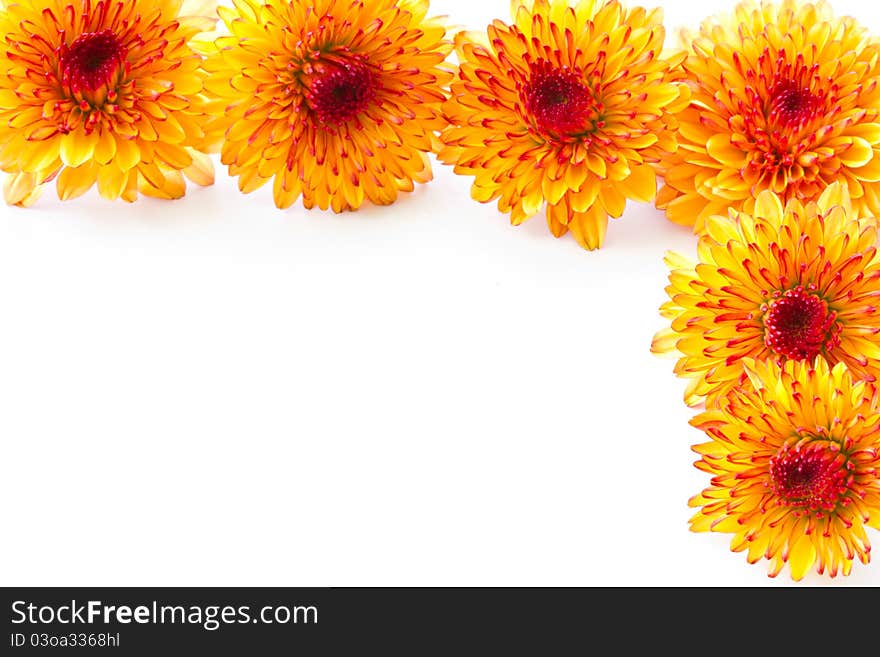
left=657, top=0, right=880, bottom=233
left=0, top=0, right=219, bottom=205
left=202, top=0, right=452, bottom=212
left=439, top=0, right=689, bottom=250
left=689, top=358, right=880, bottom=580
left=652, top=183, right=880, bottom=408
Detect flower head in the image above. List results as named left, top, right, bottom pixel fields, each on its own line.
left=689, top=358, right=880, bottom=580
left=202, top=0, right=452, bottom=211
left=652, top=183, right=880, bottom=408
left=438, top=0, right=688, bottom=250
left=657, top=0, right=880, bottom=233
left=0, top=0, right=219, bottom=205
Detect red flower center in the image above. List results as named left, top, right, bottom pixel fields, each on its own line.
left=739, top=49, right=834, bottom=172
left=769, top=439, right=852, bottom=510
left=768, top=79, right=822, bottom=129
left=523, top=62, right=600, bottom=138
left=58, top=29, right=128, bottom=94
left=303, top=57, right=376, bottom=126
left=763, top=286, right=840, bottom=360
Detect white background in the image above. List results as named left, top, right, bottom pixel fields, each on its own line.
left=2, top=0, right=879, bottom=587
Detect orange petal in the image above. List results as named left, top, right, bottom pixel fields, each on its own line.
left=663, top=193, right=706, bottom=228
left=837, top=137, right=873, bottom=167
left=618, top=164, right=656, bottom=202
left=60, top=129, right=97, bottom=168
left=182, top=150, right=215, bottom=187
left=97, top=165, right=129, bottom=200
left=706, top=134, right=747, bottom=168
left=56, top=163, right=98, bottom=200
left=568, top=204, right=608, bottom=251
left=3, top=171, right=41, bottom=206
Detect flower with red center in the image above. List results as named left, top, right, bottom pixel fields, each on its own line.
left=438, top=0, right=689, bottom=250
left=689, top=358, right=880, bottom=580
left=656, top=0, right=880, bottom=233
left=0, top=0, right=220, bottom=205
left=652, top=183, right=880, bottom=408
left=201, top=0, right=452, bottom=211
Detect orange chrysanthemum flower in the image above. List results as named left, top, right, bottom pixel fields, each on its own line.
left=689, top=358, right=880, bottom=580
left=438, top=0, right=689, bottom=250
left=657, top=0, right=880, bottom=233
left=0, top=0, right=219, bottom=206
left=202, top=0, right=452, bottom=211
left=652, top=183, right=880, bottom=408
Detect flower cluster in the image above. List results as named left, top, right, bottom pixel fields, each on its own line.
left=651, top=0, right=880, bottom=582
left=655, top=183, right=880, bottom=579
left=0, top=0, right=454, bottom=207
left=2, top=0, right=879, bottom=581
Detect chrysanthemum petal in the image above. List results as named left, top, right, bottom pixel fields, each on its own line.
left=837, top=137, right=874, bottom=168
left=546, top=201, right=570, bottom=238
left=3, top=171, right=40, bottom=206
left=57, top=163, right=98, bottom=200
left=139, top=168, right=186, bottom=199
left=706, top=134, right=747, bottom=168
left=597, top=183, right=625, bottom=218
left=568, top=204, right=608, bottom=251
left=96, top=165, right=129, bottom=200
left=60, top=130, right=97, bottom=168
left=753, top=189, right=784, bottom=224
left=569, top=178, right=601, bottom=214
left=182, top=150, right=214, bottom=187
left=851, top=155, right=880, bottom=183
left=816, top=181, right=852, bottom=215
left=93, top=129, right=117, bottom=166
left=651, top=327, right=681, bottom=356
left=114, top=138, right=142, bottom=172
left=617, top=164, right=656, bottom=203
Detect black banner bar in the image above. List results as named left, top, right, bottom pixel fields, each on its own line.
left=0, top=586, right=860, bottom=654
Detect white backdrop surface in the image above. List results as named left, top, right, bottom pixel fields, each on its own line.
left=2, top=0, right=879, bottom=586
